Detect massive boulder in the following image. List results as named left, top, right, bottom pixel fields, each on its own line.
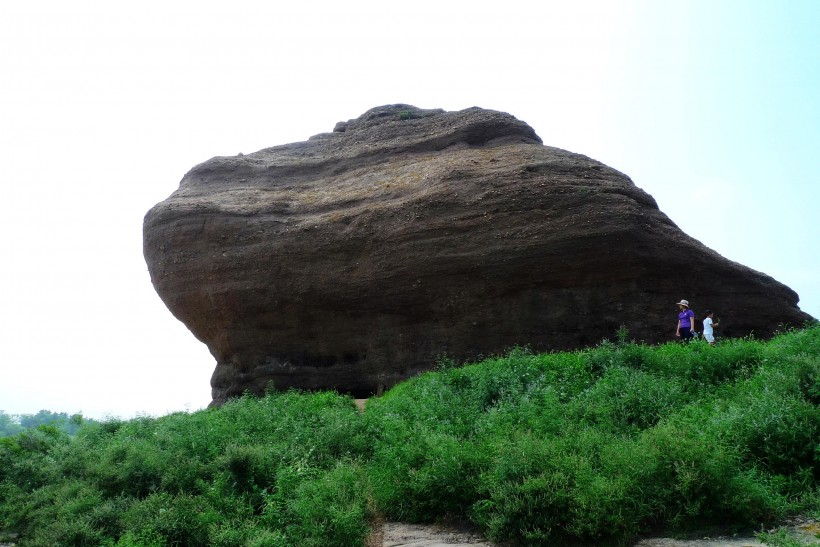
left=143, top=105, right=813, bottom=404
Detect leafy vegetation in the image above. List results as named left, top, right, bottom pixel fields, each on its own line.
left=1, top=326, right=818, bottom=546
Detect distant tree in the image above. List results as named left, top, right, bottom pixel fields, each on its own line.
left=1, top=410, right=96, bottom=437
left=0, top=411, right=23, bottom=437
left=18, top=410, right=69, bottom=429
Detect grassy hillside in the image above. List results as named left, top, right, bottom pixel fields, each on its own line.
left=1, top=326, right=818, bottom=546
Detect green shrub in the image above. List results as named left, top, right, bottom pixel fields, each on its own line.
left=0, top=425, right=67, bottom=488
left=0, top=326, right=817, bottom=546
left=472, top=430, right=646, bottom=545
left=120, top=492, right=221, bottom=547
left=283, top=462, right=371, bottom=546
left=638, top=421, right=787, bottom=530
left=570, top=366, right=688, bottom=432
left=370, top=431, right=485, bottom=522
left=713, top=383, right=818, bottom=477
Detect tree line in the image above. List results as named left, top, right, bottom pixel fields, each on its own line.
left=0, top=409, right=98, bottom=437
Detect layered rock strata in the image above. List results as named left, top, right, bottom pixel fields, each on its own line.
left=143, top=105, right=812, bottom=404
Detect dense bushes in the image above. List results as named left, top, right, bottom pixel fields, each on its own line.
left=1, top=326, right=818, bottom=546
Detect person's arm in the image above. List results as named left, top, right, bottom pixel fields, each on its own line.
left=676, top=319, right=681, bottom=336
left=689, top=311, right=695, bottom=332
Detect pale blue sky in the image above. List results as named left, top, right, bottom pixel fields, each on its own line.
left=594, top=0, right=819, bottom=313
left=1, top=1, right=817, bottom=419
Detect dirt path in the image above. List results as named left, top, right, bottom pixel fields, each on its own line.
left=376, top=522, right=494, bottom=546
left=370, top=519, right=820, bottom=547
left=3, top=520, right=817, bottom=546
left=374, top=522, right=768, bottom=547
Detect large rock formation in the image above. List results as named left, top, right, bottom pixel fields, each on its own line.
left=143, top=105, right=812, bottom=404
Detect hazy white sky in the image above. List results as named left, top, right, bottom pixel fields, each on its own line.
left=1, top=1, right=818, bottom=419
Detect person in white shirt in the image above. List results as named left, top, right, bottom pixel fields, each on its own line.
left=702, top=310, right=719, bottom=345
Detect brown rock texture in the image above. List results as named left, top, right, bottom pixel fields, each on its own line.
left=143, top=105, right=813, bottom=404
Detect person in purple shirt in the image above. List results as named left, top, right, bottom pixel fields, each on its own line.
left=675, top=299, right=695, bottom=342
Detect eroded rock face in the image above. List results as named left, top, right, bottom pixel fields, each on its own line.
left=143, top=105, right=812, bottom=404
